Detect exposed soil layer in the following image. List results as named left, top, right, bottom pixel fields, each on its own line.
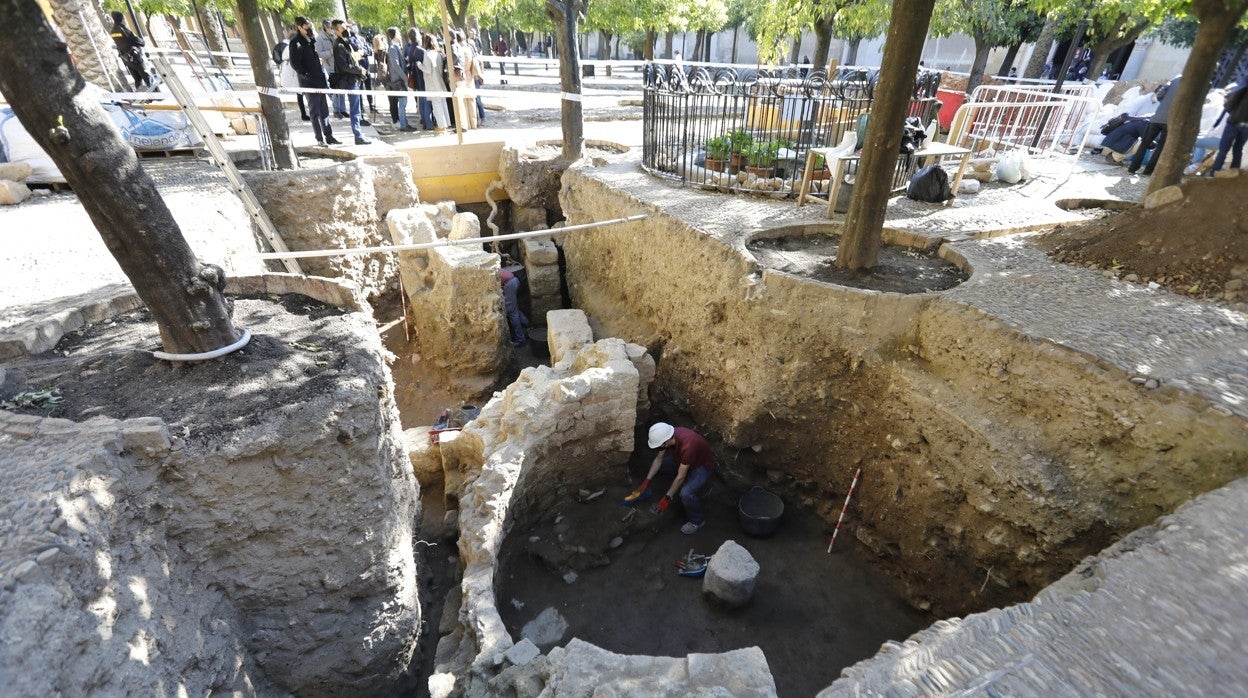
left=496, top=447, right=930, bottom=698
left=0, top=294, right=349, bottom=447
left=747, top=234, right=967, bottom=293
left=1031, top=177, right=1248, bottom=303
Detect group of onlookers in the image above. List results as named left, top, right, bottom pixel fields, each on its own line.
left=280, top=18, right=488, bottom=144
left=1097, top=77, right=1248, bottom=177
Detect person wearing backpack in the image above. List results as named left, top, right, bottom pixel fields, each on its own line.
left=1211, top=83, right=1248, bottom=173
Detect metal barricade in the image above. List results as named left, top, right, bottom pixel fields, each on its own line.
left=947, top=87, right=1100, bottom=175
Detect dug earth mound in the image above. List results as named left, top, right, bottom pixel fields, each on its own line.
left=0, top=275, right=420, bottom=696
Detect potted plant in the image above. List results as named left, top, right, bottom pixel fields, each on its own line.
left=809, top=151, right=832, bottom=181
left=728, top=129, right=753, bottom=171
left=705, top=135, right=731, bottom=172
left=742, top=140, right=780, bottom=177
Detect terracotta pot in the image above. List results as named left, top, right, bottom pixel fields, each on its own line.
left=705, top=157, right=728, bottom=172
left=808, top=166, right=832, bottom=181
left=730, top=152, right=746, bottom=171
left=745, top=165, right=774, bottom=178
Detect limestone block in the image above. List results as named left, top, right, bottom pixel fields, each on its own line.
left=513, top=205, right=549, bottom=233
left=0, top=179, right=31, bottom=205
left=1143, top=185, right=1183, bottom=209
left=527, top=264, right=562, bottom=298
left=407, top=244, right=507, bottom=375
left=547, top=309, right=594, bottom=364
left=520, top=607, right=568, bottom=646
left=703, top=540, right=759, bottom=608
left=0, top=161, right=32, bottom=182
left=504, top=638, right=542, bottom=666
left=386, top=207, right=437, bottom=246
left=498, top=145, right=567, bottom=209
left=361, top=153, right=420, bottom=216
left=529, top=295, right=563, bottom=325
left=687, top=648, right=779, bottom=696
left=450, top=212, right=481, bottom=240
left=404, top=426, right=443, bottom=486
left=521, top=236, right=559, bottom=265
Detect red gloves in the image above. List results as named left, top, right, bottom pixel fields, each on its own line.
left=654, top=495, right=672, bottom=513
left=623, top=479, right=651, bottom=503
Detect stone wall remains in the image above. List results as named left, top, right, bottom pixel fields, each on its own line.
left=244, top=156, right=419, bottom=299
left=388, top=207, right=510, bottom=377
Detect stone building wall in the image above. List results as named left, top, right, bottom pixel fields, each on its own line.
left=556, top=159, right=1248, bottom=615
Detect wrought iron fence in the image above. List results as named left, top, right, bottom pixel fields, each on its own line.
left=641, top=63, right=943, bottom=198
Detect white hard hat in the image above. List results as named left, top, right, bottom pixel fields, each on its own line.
left=648, top=422, right=675, bottom=449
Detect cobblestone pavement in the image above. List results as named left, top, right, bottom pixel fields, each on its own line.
left=821, top=476, right=1248, bottom=696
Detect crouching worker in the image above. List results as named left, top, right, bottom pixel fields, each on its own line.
left=625, top=422, right=714, bottom=534
left=499, top=266, right=528, bottom=347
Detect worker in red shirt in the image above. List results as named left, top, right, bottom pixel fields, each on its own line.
left=625, top=422, right=714, bottom=534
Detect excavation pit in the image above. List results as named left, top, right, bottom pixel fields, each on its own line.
left=495, top=466, right=929, bottom=697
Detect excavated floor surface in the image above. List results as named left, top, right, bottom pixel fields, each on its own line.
left=495, top=448, right=929, bottom=698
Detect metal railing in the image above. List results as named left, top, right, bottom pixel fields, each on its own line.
left=642, top=63, right=943, bottom=197
left=947, top=86, right=1100, bottom=175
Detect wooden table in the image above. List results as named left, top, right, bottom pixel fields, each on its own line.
left=796, top=141, right=973, bottom=217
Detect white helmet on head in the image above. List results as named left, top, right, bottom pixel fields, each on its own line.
left=648, top=422, right=675, bottom=449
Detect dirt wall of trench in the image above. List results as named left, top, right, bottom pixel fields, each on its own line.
left=558, top=163, right=1248, bottom=615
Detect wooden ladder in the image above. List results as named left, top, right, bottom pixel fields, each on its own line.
left=150, top=54, right=302, bottom=274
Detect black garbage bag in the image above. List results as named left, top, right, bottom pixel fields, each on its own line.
left=907, top=164, right=953, bottom=203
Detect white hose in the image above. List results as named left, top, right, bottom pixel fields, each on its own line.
left=152, top=328, right=251, bottom=362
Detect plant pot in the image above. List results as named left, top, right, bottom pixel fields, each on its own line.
left=730, top=152, right=746, bottom=171
left=745, top=165, right=774, bottom=178
left=705, top=157, right=728, bottom=172
left=808, top=166, right=832, bottom=181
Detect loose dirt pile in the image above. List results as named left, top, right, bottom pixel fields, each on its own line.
left=1031, top=177, right=1248, bottom=304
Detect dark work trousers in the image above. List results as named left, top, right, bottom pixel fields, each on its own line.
left=1128, top=122, right=1167, bottom=174
left=299, top=76, right=333, bottom=143
left=1212, top=123, right=1248, bottom=172
left=658, top=453, right=711, bottom=525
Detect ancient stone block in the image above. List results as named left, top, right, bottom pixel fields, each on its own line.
left=450, top=212, right=481, bottom=240
left=529, top=295, right=563, bottom=326
left=527, top=264, right=562, bottom=298
left=0, top=179, right=31, bottom=205
left=547, top=309, right=594, bottom=364
left=703, top=540, right=759, bottom=608
left=521, top=236, right=559, bottom=265
left=387, top=207, right=437, bottom=246
left=404, top=426, right=443, bottom=486
left=504, top=638, right=542, bottom=666
left=0, top=162, right=32, bottom=182
left=513, top=205, right=549, bottom=233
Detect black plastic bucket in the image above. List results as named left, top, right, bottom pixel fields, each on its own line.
left=527, top=327, right=550, bottom=359
left=738, top=486, right=784, bottom=537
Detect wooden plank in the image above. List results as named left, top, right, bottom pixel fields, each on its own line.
left=414, top=171, right=508, bottom=204
left=398, top=141, right=505, bottom=178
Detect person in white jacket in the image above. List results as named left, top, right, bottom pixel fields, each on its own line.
left=420, top=34, right=451, bottom=131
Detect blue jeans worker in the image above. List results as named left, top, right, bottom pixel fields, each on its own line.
left=499, top=267, right=528, bottom=347
left=625, top=423, right=714, bottom=534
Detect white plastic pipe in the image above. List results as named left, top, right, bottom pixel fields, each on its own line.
left=152, top=328, right=252, bottom=362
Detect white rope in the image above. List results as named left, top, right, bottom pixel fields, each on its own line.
left=255, top=214, right=649, bottom=261
left=153, top=328, right=251, bottom=362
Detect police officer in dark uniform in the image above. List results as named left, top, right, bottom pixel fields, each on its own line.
left=108, top=11, right=150, bottom=89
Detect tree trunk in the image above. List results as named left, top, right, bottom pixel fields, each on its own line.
left=663, top=31, right=673, bottom=59
left=408, top=3, right=416, bottom=28
left=997, top=43, right=1021, bottom=75
left=693, top=31, right=704, bottom=62
left=644, top=29, right=655, bottom=60
left=966, top=36, right=991, bottom=93
left=236, top=0, right=296, bottom=169
left=845, top=36, right=862, bottom=65
left=789, top=35, right=801, bottom=64
left=1024, top=17, right=1056, bottom=78
left=1148, top=2, right=1245, bottom=194
left=546, top=0, right=584, bottom=160
left=1086, top=21, right=1150, bottom=83
left=836, top=0, right=936, bottom=270
left=813, top=16, right=833, bottom=70
left=200, top=7, right=232, bottom=70
left=448, top=0, right=469, bottom=30
left=731, top=25, right=739, bottom=63
left=0, top=1, right=242, bottom=355
left=46, top=0, right=131, bottom=90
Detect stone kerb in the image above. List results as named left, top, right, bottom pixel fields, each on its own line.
left=429, top=338, right=770, bottom=695
left=0, top=274, right=417, bottom=696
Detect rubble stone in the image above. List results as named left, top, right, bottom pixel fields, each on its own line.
left=703, top=540, right=760, bottom=608
left=0, top=180, right=31, bottom=205
left=1143, top=185, right=1183, bottom=209
left=0, top=162, right=32, bottom=182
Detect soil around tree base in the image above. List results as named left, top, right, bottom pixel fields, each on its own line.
left=748, top=235, right=967, bottom=293
left=0, top=294, right=354, bottom=449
